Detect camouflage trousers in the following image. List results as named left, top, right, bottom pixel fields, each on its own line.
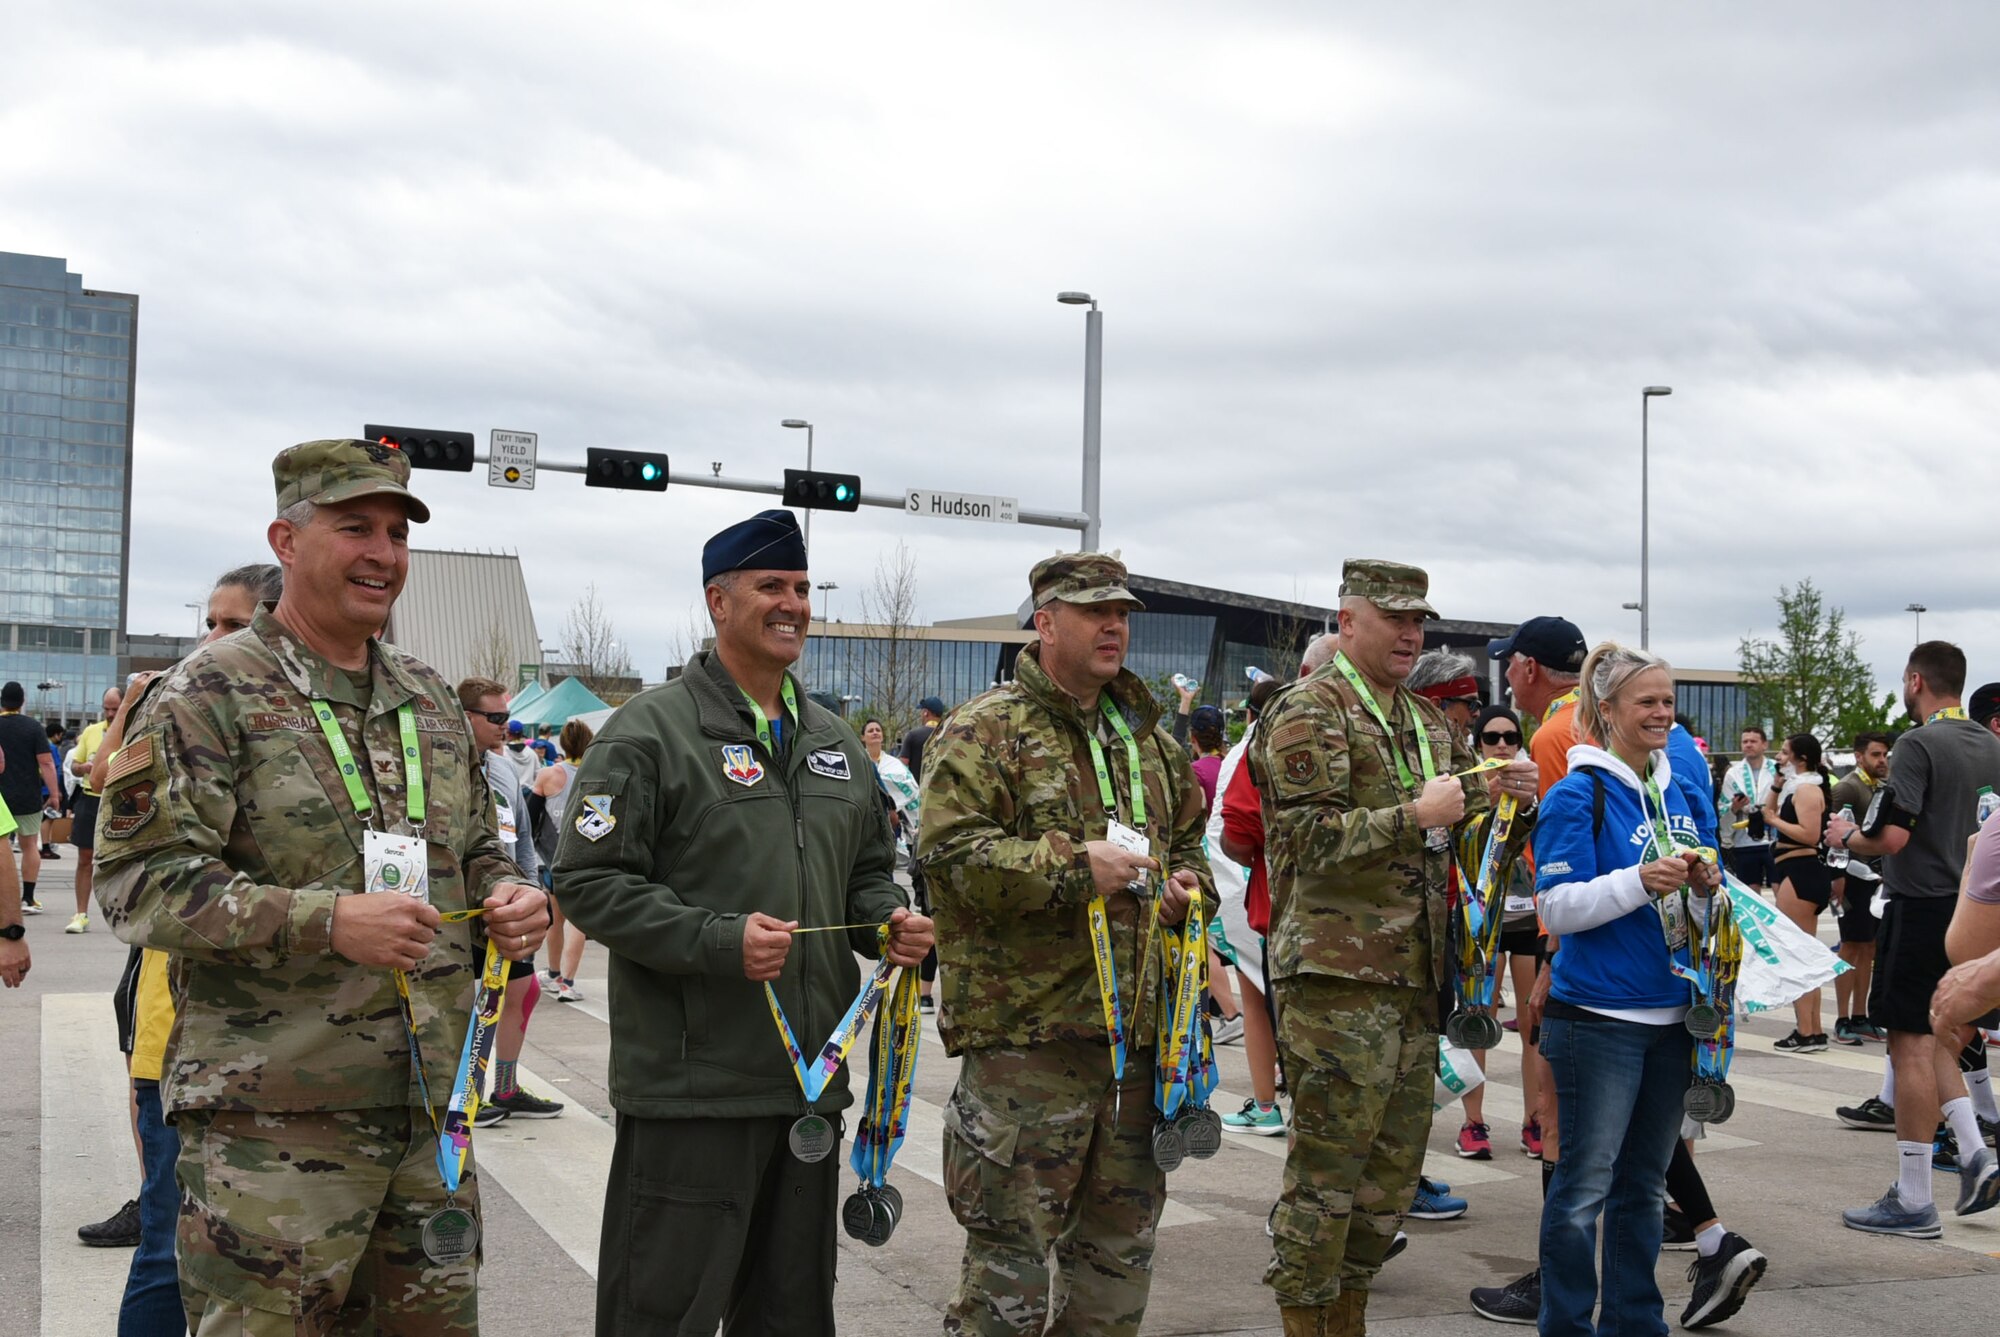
left=1266, top=976, right=1435, bottom=1308
left=175, top=1106, right=479, bottom=1336
left=941, top=1038, right=1165, bottom=1336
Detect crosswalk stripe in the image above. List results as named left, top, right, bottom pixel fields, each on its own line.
left=41, top=993, right=142, bottom=1337
left=473, top=1062, right=611, bottom=1278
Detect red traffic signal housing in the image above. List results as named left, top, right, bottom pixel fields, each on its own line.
left=363, top=424, right=476, bottom=472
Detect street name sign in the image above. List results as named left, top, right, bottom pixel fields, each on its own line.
left=906, top=489, right=1018, bottom=524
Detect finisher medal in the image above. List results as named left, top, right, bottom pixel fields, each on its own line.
left=1180, top=1106, right=1223, bottom=1160
left=1151, top=1118, right=1186, bottom=1173
left=420, top=1203, right=479, bottom=1266
left=1683, top=1081, right=1722, bottom=1125
left=1685, top=1003, right=1722, bottom=1040
left=790, top=1113, right=837, bottom=1163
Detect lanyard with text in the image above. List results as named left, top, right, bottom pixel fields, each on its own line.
left=310, top=700, right=425, bottom=832
left=1455, top=796, right=1521, bottom=1020
left=1543, top=689, right=1579, bottom=726
left=1149, top=849, right=1221, bottom=1171
left=1332, top=653, right=1436, bottom=795
left=740, top=677, right=802, bottom=756
left=764, top=923, right=898, bottom=1108
left=1930, top=706, right=1969, bottom=724
left=1637, top=770, right=1706, bottom=995
left=1085, top=703, right=1147, bottom=1085
left=844, top=963, right=923, bottom=1244
left=1686, top=900, right=1744, bottom=1123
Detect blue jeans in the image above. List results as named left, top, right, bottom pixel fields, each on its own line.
left=1539, top=1015, right=1690, bottom=1337
left=120, top=1080, right=183, bottom=1337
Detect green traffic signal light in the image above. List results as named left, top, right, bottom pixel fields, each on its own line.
left=641, top=462, right=661, bottom=482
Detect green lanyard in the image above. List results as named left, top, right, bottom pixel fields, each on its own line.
left=739, top=678, right=801, bottom=756
left=310, top=698, right=425, bottom=831
left=1085, top=704, right=1147, bottom=828
left=1332, top=652, right=1436, bottom=795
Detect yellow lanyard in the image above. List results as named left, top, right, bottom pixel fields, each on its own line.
left=1332, top=652, right=1436, bottom=795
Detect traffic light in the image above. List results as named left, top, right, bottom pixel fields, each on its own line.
left=363, top=424, right=476, bottom=472
left=784, top=468, right=862, bottom=512
left=585, top=448, right=669, bottom=492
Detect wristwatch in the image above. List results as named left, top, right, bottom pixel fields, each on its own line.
left=0, top=924, right=24, bottom=941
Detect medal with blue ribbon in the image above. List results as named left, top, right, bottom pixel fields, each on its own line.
left=843, top=963, right=924, bottom=1245
left=765, top=924, right=898, bottom=1162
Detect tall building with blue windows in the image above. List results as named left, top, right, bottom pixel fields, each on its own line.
left=0, top=253, right=138, bottom=730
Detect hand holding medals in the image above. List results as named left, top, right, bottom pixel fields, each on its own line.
left=1447, top=795, right=1519, bottom=1051
left=1150, top=849, right=1222, bottom=1172
left=1685, top=880, right=1742, bottom=1125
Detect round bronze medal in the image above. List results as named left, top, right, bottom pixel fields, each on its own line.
left=420, top=1204, right=479, bottom=1266
left=1151, top=1118, right=1185, bottom=1173
left=789, top=1114, right=836, bottom=1163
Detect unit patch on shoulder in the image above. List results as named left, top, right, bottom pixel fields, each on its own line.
left=807, top=749, right=852, bottom=781
left=1283, top=750, right=1318, bottom=786
left=574, top=795, right=616, bottom=842
left=103, top=780, right=159, bottom=840
left=721, top=745, right=765, bottom=788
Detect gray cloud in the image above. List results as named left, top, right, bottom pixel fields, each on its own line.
left=7, top=2, right=2000, bottom=701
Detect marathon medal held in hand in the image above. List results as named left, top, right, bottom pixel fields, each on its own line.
left=766, top=927, right=900, bottom=1163
left=1450, top=792, right=1522, bottom=1053
left=1152, top=854, right=1220, bottom=1169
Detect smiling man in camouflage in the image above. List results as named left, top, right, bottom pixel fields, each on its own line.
left=95, top=439, right=549, bottom=1335
left=919, top=551, right=1213, bottom=1337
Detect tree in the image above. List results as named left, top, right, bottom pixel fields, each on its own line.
left=1259, top=587, right=1327, bottom=686
left=467, top=617, right=516, bottom=686
left=661, top=600, right=713, bottom=680
left=1736, top=580, right=1890, bottom=744
left=560, top=584, right=635, bottom=700
left=854, top=541, right=930, bottom=738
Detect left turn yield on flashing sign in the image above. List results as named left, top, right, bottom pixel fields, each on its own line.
left=489, top=430, right=537, bottom=490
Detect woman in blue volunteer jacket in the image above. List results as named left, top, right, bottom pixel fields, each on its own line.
left=1533, top=643, right=1721, bottom=1337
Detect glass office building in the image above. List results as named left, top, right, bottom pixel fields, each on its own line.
left=0, top=253, right=138, bottom=730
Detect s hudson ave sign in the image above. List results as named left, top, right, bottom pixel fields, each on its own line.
left=905, top=489, right=1018, bottom=524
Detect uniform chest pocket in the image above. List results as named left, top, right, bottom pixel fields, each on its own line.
left=236, top=736, right=360, bottom=891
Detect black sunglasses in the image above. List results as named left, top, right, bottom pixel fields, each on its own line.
left=474, top=710, right=510, bottom=726
left=1480, top=729, right=1522, bottom=746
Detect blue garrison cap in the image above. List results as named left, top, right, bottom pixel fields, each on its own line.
left=702, top=509, right=809, bottom=584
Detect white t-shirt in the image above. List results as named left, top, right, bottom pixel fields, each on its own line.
left=1720, top=757, right=1778, bottom=847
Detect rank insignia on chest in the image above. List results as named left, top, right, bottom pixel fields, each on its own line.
left=807, top=749, right=851, bottom=781
left=574, top=794, right=616, bottom=842
left=721, top=744, right=766, bottom=787
left=1283, top=750, right=1317, bottom=785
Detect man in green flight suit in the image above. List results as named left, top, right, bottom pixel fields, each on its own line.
left=1250, top=559, right=1539, bottom=1337
left=94, top=439, right=551, bottom=1335
left=553, top=508, right=934, bottom=1335
left=919, top=551, right=1214, bottom=1337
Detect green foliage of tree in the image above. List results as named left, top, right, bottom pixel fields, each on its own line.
left=1736, top=579, right=1894, bottom=746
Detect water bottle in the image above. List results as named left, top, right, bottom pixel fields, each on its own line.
left=1246, top=666, right=1273, bottom=684
left=1826, top=806, right=1854, bottom=870
left=1979, top=786, right=2000, bottom=827
left=1171, top=672, right=1200, bottom=694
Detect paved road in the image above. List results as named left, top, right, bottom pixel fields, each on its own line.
left=9, top=853, right=2000, bottom=1334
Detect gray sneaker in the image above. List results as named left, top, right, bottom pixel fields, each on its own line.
left=1957, top=1148, right=2000, bottom=1216
left=1842, top=1185, right=1942, bottom=1238
left=1211, top=1013, right=1245, bottom=1045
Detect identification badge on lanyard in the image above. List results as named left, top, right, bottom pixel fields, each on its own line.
left=365, top=829, right=431, bottom=901
left=1106, top=819, right=1150, bottom=893
left=1504, top=894, right=1537, bottom=915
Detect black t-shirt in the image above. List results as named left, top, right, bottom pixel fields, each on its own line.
left=0, top=711, right=49, bottom=815
left=1883, top=719, right=2000, bottom=898
left=898, top=723, right=936, bottom=777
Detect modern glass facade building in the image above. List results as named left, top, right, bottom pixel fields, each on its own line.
left=0, top=253, right=138, bottom=729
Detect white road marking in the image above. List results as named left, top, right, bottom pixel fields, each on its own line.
left=42, top=993, right=142, bottom=1337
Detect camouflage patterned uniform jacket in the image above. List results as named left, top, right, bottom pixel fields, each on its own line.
left=1248, top=662, right=1493, bottom=994
left=917, top=644, right=1214, bottom=1056
left=94, top=607, right=520, bottom=1114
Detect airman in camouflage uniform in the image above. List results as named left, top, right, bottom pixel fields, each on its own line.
left=94, top=439, right=550, bottom=1336
left=1249, top=560, right=1538, bottom=1337
left=919, top=552, right=1214, bottom=1337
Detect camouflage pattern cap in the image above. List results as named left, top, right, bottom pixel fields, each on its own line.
left=273, top=439, right=432, bottom=523
left=1340, top=558, right=1437, bottom=618
left=1030, top=551, right=1146, bottom=610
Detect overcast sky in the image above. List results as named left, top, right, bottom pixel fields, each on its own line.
left=9, top=3, right=2000, bottom=696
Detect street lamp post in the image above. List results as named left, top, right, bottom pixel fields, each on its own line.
left=1640, top=386, right=1672, bottom=650
left=185, top=601, right=204, bottom=639
left=781, top=419, right=815, bottom=553
left=816, top=580, right=839, bottom=625
left=1907, top=602, right=1927, bottom=644
left=1057, top=292, right=1103, bottom=551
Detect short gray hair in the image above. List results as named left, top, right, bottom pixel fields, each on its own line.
left=277, top=499, right=318, bottom=528
left=1406, top=648, right=1477, bottom=694
left=1300, top=631, right=1340, bottom=674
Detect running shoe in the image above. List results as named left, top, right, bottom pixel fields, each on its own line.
left=1935, top=1125, right=1960, bottom=1173
left=76, top=1197, right=141, bottom=1248
left=489, top=1086, right=564, bottom=1119
left=1456, top=1121, right=1493, bottom=1159
left=64, top=913, right=89, bottom=934
left=1841, top=1186, right=1941, bottom=1238
left=473, top=1103, right=511, bottom=1128
left=1834, top=1018, right=1862, bottom=1046
left=1662, top=1204, right=1697, bottom=1251
left=1385, top=1230, right=1408, bottom=1262
left=1774, top=1029, right=1812, bottom=1052
left=1409, top=1176, right=1468, bottom=1220
left=1222, top=1097, right=1285, bottom=1136
left=1681, top=1232, right=1767, bottom=1329
left=1501, top=1015, right=1519, bottom=1032
left=1521, top=1119, right=1544, bottom=1159
left=919, top=995, right=935, bottom=1013
left=21, top=900, right=40, bottom=915
left=556, top=979, right=584, bottom=1002
left=1212, top=1013, right=1245, bottom=1045
left=1836, top=1096, right=1897, bottom=1131
left=1470, top=1269, right=1540, bottom=1324
left=1860, top=1020, right=1889, bottom=1041
left=1956, top=1147, right=2000, bottom=1216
